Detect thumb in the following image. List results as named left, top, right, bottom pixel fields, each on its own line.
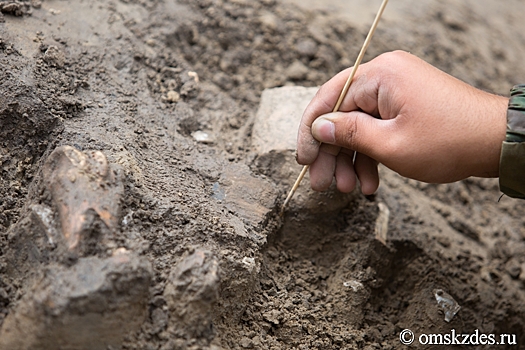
left=311, top=111, right=387, bottom=159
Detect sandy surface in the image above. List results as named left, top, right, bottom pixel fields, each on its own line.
left=0, top=0, right=525, bottom=349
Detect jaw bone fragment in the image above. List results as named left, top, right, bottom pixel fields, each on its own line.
left=43, top=146, right=123, bottom=250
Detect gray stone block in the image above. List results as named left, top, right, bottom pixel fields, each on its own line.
left=252, top=86, right=318, bottom=155
left=0, top=252, right=152, bottom=350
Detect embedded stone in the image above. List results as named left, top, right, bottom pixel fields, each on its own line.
left=0, top=252, right=152, bottom=350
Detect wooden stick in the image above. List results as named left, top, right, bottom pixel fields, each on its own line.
left=280, top=0, right=389, bottom=216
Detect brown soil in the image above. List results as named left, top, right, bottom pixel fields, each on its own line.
left=1, top=0, right=525, bottom=349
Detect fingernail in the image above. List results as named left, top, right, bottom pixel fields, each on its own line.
left=312, top=118, right=335, bottom=143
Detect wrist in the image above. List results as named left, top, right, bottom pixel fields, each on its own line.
left=467, top=93, right=508, bottom=179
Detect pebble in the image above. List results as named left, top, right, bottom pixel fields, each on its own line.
left=295, top=38, right=318, bottom=57
left=286, top=60, right=309, bottom=80
left=165, top=90, right=180, bottom=103
left=43, top=45, right=65, bottom=68
left=191, top=130, right=214, bottom=143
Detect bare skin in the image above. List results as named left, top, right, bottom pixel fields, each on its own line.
left=297, top=50, right=509, bottom=194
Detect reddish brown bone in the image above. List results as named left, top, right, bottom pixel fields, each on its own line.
left=43, top=146, right=123, bottom=250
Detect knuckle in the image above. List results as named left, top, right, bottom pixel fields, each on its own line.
left=375, top=50, right=410, bottom=71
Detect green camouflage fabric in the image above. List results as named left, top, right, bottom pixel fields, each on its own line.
left=500, top=84, right=525, bottom=198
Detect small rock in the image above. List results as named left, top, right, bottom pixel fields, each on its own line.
left=150, top=308, right=168, bottom=334
left=240, top=336, right=253, bottom=348
left=31, top=0, right=42, bottom=9
left=286, top=60, right=309, bottom=80
left=263, top=309, right=281, bottom=325
left=191, top=130, right=214, bottom=144
left=295, top=38, right=318, bottom=57
left=0, top=2, right=25, bottom=16
left=216, top=163, right=278, bottom=226
left=241, top=257, right=256, bottom=273
left=30, top=203, right=59, bottom=247
left=252, top=86, right=357, bottom=214
left=259, top=11, right=280, bottom=31
left=188, top=71, right=199, bottom=83
left=164, top=250, right=219, bottom=340
left=343, top=280, right=364, bottom=292
left=434, top=289, right=461, bottom=322
left=43, top=45, right=65, bottom=68
left=165, top=90, right=180, bottom=103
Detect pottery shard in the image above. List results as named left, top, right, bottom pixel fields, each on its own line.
left=252, top=86, right=318, bottom=155
left=43, top=146, right=123, bottom=250
left=216, top=162, right=278, bottom=226
left=0, top=252, right=152, bottom=350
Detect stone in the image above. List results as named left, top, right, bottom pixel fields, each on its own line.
left=259, top=11, right=280, bottom=31
left=165, top=90, right=180, bottom=103
left=505, top=259, right=522, bottom=279
left=43, top=45, right=65, bottom=68
left=164, top=250, right=219, bottom=340
left=295, top=38, right=318, bottom=57
left=192, top=130, right=214, bottom=143
left=0, top=252, right=152, bottom=350
left=286, top=60, right=309, bottom=80
left=252, top=86, right=318, bottom=155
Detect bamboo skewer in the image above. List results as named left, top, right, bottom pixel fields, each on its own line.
left=280, top=0, right=389, bottom=216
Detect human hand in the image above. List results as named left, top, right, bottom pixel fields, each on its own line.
left=297, top=50, right=508, bottom=194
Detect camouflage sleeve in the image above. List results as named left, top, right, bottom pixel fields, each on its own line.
left=499, top=84, right=525, bottom=199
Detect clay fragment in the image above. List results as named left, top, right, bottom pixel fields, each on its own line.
left=43, top=146, right=123, bottom=250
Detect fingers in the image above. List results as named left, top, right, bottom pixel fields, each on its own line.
left=297, top=67, right=362, bottom=165
left=335, top=149, right=356, bottom=193
left=297, top=63, right=383, bottom=165
left=307, top=109, right=383, bottom=194
left=311, top=111, right=390, bottom=161
left=306, top=109, right=386, bottom=194
left=308, top=143, right=340, bottom=191
left=309, top=149, right=379, bottom=194
left=354, top=153, right=379, bottom=194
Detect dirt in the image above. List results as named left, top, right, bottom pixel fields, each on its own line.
left=1, top=0, right=525, bottom=349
